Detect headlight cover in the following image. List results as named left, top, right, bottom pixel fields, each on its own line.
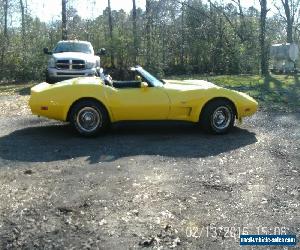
left=86, top=61, right=96, bottom=69
left=48, top=57, right=56, bottom=68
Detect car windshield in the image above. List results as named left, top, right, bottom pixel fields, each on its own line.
left=137, top=68, right=164, bottom=87
left=53, top=42, right=93, bottom=54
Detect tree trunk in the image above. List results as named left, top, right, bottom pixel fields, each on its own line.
left=281, top=0, right=293, bottom=43
left=62, top=0, right=67, bottom=40
left=180, top=3, right=184, bottom=66
left=1, top=0, right=9, bottom=76
left=107, top=0, right=115, bottom=67
left=3, top=0, right=8, bottom=37
left=20, top=0, right=26, bottom=47
left=19, top=0, right=26, bottom=79
left=286, top=19, right=293, bottom=43
left=162, top=28, right=166, bottom=65
left=145, top=0, right=151, bottom=66
left=259, top=0, right=268, bottom=75
left=132, top=0, right=138, bottom=64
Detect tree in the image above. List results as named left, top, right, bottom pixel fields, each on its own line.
left=180, top=2, right=185, bottom=66
left=276, top=0, right=300, bottom=43
left=62, top=0, right=67, bottom=40
left=107, top=0, right=115, bottom=67
left=20, top=0, right=26, bottom=47
left=4, top=0, right=8, bottom=37
left=1, top=0, right=9, bottom=74
left=132, top=0, right=138, bottom=64
left=259, top=0, right=269, bottom=75
left=145, top=0, right=151, bottom=66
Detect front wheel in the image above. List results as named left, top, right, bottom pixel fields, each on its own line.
left=69, top=100, right=109, bottom=136
left=46, top=73, right=55, bottom=84
left=200, top=100, right=235, bottom=134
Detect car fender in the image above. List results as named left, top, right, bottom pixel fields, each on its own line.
left=191, top=89, right=240, bottom=122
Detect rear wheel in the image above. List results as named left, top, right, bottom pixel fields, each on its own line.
left=200, top=100, right=235, bottom=134
left=69, top=100, right=109, bottom=136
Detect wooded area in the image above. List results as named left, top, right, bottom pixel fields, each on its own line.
left=0, top=0, right=300, bottom=81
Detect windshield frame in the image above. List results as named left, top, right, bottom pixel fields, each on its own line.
left=53, top=42, right=94, bottom=54
left=136, top=67, right=164, bottom=87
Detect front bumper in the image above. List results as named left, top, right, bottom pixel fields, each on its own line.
left=47, top=67, right=98, bottom=81
left=238, top=97, right=258, bottom=118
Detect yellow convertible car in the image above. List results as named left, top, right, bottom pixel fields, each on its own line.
left=29, top=66, right=257, bottom=136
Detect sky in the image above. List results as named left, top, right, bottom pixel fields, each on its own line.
left=27, top=0, right=262, bottom=23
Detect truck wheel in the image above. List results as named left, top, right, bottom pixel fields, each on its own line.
left=70, top=100, right=110, bottom=136
left=46, top=74, right=55, bottom=84
left=200, top=100, right=235, bottom=134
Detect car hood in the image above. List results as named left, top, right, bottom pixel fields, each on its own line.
left=52, top=52, right=96, bottom=61
left=164, top=79, right=220, bottom=90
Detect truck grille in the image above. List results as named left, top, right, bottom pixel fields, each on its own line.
left=56, top=59, right=86, bottom=70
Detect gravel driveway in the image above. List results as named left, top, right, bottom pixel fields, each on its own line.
left=0, top=94, right=299, bottom=249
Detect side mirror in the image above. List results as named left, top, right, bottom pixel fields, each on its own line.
left=141, top=82, right=148, bottom=89
left=43, top=48, right=52, bottom=55
left=96, top=48, right=106, bottom=56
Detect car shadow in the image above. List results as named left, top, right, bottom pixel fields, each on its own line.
left=0, top=121, right=257, bottom=164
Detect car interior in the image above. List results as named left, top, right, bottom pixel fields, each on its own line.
left=102, top=69, right=147, bottom=89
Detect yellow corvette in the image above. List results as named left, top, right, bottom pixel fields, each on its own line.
left=29, top=66, right=257, bottom=136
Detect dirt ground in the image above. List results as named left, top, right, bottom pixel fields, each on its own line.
left=0, top=94, right=299, bottom=249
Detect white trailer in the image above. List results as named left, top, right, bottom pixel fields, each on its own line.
left=270, top=43, right=299, bottom=73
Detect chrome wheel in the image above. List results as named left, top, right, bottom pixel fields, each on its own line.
left=212, top=106, right=232, bottom=130
left=76, top=107, right=102, bottom=133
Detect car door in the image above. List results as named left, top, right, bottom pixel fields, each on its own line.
left=107, top=85, right=170, bottom=121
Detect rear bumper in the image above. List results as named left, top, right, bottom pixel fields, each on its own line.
left=29, top=83, right=67, bottom=121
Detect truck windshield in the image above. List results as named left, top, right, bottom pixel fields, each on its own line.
left=53, top=42, right=93, bottom=54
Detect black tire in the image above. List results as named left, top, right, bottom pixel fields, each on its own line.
left=96, top=69, right=101, bottom=77
left=69, top=100, right=110, bottom=137
left=200, top=100, right=235, bottom=134
left=46, top=73, right=55, bottom=84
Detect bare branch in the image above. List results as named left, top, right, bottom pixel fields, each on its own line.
left=274, top=3, right=288, bottom=21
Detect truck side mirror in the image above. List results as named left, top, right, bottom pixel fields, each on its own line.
left=43, top=48, right=52, bottom=55
left=96, top=48, right=106, bottom=56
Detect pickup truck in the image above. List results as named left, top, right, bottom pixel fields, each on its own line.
left=43, top=40, right=105, bottom=83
